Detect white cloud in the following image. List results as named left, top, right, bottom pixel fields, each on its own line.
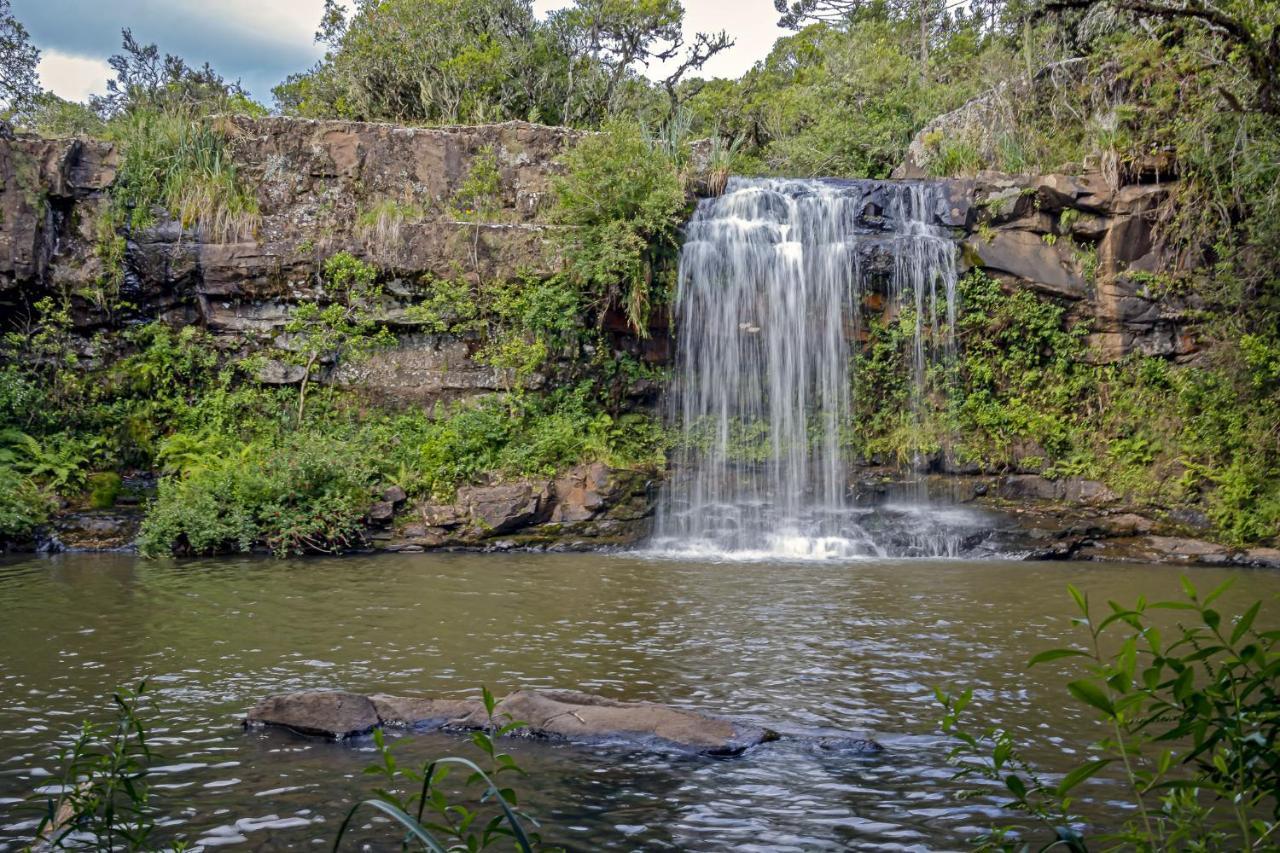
left=532, top=0, right=782, bottom=81
left=37, top=49, right=111, bottom=103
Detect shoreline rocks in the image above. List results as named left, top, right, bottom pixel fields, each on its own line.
left=244, top=688, right=878, bottom=757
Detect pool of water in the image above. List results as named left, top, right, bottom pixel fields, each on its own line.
left=0, top=552, right=1274, bottom=850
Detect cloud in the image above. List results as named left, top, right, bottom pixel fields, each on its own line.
left=37, top=49, right=112, bottom=103
left=12, top=0, right=326, bottom=102
left=16, top=0, right=782, bottom=107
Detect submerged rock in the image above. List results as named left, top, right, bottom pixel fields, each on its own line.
left=245, top=690, right=381, bottom=740
left=244, top=688, right=863, bottom=756
left=455, top=689, right=778, bottom=756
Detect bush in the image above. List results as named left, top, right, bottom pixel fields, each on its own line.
left=138, top=433, right=377, bottom=557
left=550, top=118, right=687, bottom=334
left=938, top=580, right=1278, bottom=850
left=0, top=465, right=50, bottom=540
left=106, top=104, right=260, bottom=242
left=87, top=472, right=123, bottom=510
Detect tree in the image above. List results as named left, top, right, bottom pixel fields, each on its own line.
left=0, top=0, right=40, bottom=118
left=1037, top=0, right=1280, bottom=115
left=556, top=0, right=731, bottom=120
left=283, top=252, right=393, bottom=421
left=774, top=0, right=950, bottom=81
left=94, top=29, right=253, bottom=117
left=277, top=0, right=555, bottom=124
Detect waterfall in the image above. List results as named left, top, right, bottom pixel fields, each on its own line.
left=651, top=177, right=965, bottom=560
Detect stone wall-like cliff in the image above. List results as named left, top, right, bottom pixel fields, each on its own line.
left=0, top=115, right=1233, bottom=561
left=0, top=117, right=639, bottom=406
left=1, top=115, right=1191, bottom=375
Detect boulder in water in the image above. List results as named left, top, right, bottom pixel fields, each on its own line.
left=454, top=689, right=777, bottom=756
left=245, top=688, right=794, bottom=755
left=244, top=690, right=381, bottom=740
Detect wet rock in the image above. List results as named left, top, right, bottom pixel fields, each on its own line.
left=245, top=691, right=381, bottom=740
left=458, top=481, right=550, bottom=534
left=51, top=511, right=141, bottom=551
left=1242, top=547, right=1280, bottom=569
left=246, top=689, right=789, bottom=756
left=996, top=475, right=1117, bottom=505
left=369, top=694, right=481, bottom=728
left=964, top=230, right=1087, bottom=299
left=367, top=501, right=395, bottom=524
left=807, top=735, right=885, bottom=754
left=452, top=689, right=778, bottom=755
left=1145, top=536, right=1230, bottom=563
left=383, top=485, right=407, bottom=505
left=418, top=502, right=468, bottom=529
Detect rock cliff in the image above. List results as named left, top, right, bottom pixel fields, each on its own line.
left=0, top=115, right=1211, bottom=557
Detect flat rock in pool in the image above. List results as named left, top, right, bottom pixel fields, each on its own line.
left=244, top=690, right=380, bottom=740
left=244, top=688, right=788, bottom=755
left=368, top=694, right=482, bottom=728
left=458, top=689, right=777, bottom=755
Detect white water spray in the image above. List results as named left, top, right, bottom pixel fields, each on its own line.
left=651, top=177, right=964, bottom=560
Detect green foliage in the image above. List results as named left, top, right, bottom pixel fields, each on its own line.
left=105, top=105, right=260, bottom=242
left=852, top=271, right=1280, bottom=544
left=686, top=14, right=1013, bottom=178
left=278, top=0, right=552, bottom=124
left=334, top=686, right=551, bottom=851
left=550, top=118, right=687, bottom=334
left=938, top=580, right=1278, bottom=850
left=416, top=386, right=664, bottom=499
left=0, top=463, right=49, bottom=540
left=88, top=472, right=123, bottom=510
left=34, top=681, right=157, bottom=851
left=284, top=251, right=395, bottom=420
left=452, top=145, right=503, bottom=222
left=138, top=431, right=377, bottom=558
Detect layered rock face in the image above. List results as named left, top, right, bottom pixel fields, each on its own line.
left=0, top=117, right=600, bottom=404
left=1, top=115, right=1190, bottom=367
left=0, top=115, right=1204, bottom=556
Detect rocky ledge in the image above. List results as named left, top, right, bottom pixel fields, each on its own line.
left=244, top=688, right=842, bottom=756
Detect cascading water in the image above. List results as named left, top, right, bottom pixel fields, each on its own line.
left=651, top=177, right=977, bottom=560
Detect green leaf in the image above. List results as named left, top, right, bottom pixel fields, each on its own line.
left=332, top=799, right=448, bottom=853
left=1028, top=648, right=1091, bottom=666
left=1230, top=601, right=1261, bottom=644
left=1056, top=758, right=1112, bottom=795
left=1067, top=584, right=1087, bottom=614
left=1067, top=680, right=1115, bottom=717
left=1203, top=578, right=1234, bottom=606
left=1004, top=774, right=1027, bottom=800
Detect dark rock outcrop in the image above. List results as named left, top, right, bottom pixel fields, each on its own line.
left=244, top=688, right=820, bottom=756
left=379, top=463, right=656, bottom=551
left=245, top=690, right=381, bottom=740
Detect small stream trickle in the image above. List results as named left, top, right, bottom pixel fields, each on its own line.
left=651, top=177, right=967, bottom=559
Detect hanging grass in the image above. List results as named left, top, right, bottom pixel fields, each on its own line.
left=108, top=105, right=260, bottom=244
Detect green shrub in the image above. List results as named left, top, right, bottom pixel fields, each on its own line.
left=0, top=465, right=50, bottom=540
left=138, top=433, right=377, bottom=557
left=550, top=118, right=687, bottom=334
left=106, top=104, right=260, bottom=242
left=88, top=472, right=123, bottom=510
left=939, top=580, right=1278, bottom=849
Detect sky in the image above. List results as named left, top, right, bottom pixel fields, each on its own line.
left=17, top=0, right=784, bottom=107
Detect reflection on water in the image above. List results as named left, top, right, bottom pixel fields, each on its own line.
left=0, top=552, right=1275, bottom=850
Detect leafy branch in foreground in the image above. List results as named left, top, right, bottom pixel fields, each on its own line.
left=938, top=579, right=1278, bottom=851
left=334, top=686, right=557, bottom=852
left=32, top=680, right=162, bottom=852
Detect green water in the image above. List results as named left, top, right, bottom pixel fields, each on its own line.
left=0, top=552, right=1274, bottom=850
